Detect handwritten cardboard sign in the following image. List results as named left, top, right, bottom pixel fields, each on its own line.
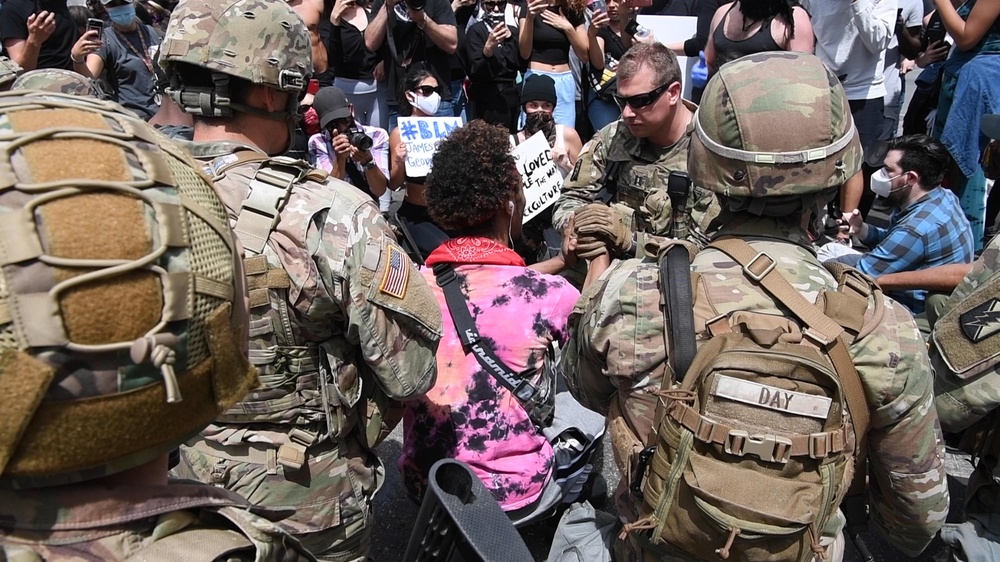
left=398, top=116, right=463, bottom=177
left=511, top=132, right=562, bottom=222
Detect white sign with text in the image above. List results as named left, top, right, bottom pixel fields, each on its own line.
left=511, top=132, right=562, bottom=222
left=399, top=116, right=463, bottom=177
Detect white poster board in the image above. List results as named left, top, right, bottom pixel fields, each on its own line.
left=636, top=15, right=698, bottom=100
left=511, top=132, right=562, bottom=222
left=398, top=116, right=463, bottom=177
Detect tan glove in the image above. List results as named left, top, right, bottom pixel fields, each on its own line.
left=574, top=203, right=632, bottom=258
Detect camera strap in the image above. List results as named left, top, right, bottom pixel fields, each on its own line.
left=432, top=263, right=545, bottom=406
left=386, top=2, right=422, bottom=67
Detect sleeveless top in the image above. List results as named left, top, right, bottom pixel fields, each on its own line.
left=959, top=0, right=1000, bottom=54
left=711, top=4, right=782, bottom=69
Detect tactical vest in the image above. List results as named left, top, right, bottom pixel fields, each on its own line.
left=204, top=152, right=361, bottom=469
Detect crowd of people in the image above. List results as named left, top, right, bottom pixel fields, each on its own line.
left=2, top=0, right=1000, bottom=561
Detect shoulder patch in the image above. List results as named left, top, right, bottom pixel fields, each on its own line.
left=378, top=244, right=409, bottom=299
left=960, top=297, right=1000, bottom=343
left=569, top=159, right=584, bottom=182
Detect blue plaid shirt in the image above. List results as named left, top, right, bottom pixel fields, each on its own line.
left=857, top=187, right=974, bottom=313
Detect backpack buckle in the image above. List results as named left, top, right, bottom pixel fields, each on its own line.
left=725, top=430, right=792, bottom=464
left=743, top=252, right=776, bottom=282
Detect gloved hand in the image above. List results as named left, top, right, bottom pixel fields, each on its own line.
left=573, top=203, right=632, bottom=259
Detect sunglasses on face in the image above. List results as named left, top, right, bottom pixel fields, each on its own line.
left=613, top=82, right=671, bottom=110
left=412, top=85, right=440, bottom=96
left=482, top=0, right=506, bottom=9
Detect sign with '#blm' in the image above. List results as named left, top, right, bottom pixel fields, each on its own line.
left=399, top=116, right=463, bottom=178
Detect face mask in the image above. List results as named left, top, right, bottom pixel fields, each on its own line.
left=107, top=3, right=137, bottom=27
left=524, top=110, right=554, bottom=136
left=410, top=91, right=441, bottom=116
left=870, top=167, right=905, bottom=198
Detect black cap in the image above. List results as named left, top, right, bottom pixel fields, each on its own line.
left=520, top=74, right=557, bottom=107
left=313, top=87, right=352, bottom=129
left=983, top=114, right=1000, bottom=141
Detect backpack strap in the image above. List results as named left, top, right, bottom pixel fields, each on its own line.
left=233, top=157, right=313, bottom=255
left=432, top=262, right=553, bottom=427
left=659, top=245, right=697, bottom=385
left=709, top=238, right=871, bottom=452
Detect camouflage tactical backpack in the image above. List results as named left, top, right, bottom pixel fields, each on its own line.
left=622, top=238, right=878, bottom=562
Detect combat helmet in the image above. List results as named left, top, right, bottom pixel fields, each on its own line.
left=0, top=91, right=256, bottom=488
left=10, top=68, right=99, bottom=97
left=0, top=57, right=23, bottom=91
left=689, top=52, right=862, bottom=215
left=158, top=0, right=311, bottom=119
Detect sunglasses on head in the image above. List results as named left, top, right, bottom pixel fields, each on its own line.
left=612, top=82, right=671, bottom=110
left=412, top=85, right=439, bottom=96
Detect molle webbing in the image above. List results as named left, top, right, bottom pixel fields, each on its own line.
left=3, top=305, right=255, bottom=479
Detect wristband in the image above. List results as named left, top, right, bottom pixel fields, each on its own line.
left=71, top=53, right=86, bottom=64
left=362, top=159, right=377, bottom=171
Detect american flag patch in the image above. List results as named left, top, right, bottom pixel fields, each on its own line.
left=379, top=245, right=409, bottom=299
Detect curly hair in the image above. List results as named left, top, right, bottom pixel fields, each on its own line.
left=426, top=120, right=520, bottom=232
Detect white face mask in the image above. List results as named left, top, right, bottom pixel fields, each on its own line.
left=870, top=167, right=905, bottom=198
left=410, top=91, right=441, bottom=116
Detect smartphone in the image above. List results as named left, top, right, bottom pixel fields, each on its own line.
left=924, top=12, right=947, bottom=49
left=87, top=17, right=103, bottom=37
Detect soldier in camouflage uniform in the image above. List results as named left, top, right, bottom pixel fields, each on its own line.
left=561, top=52, right=949, bottom=561
left=931, top=114, right=1000, bottom=560
left=0, top=57, right=23, bottom=90
left=9, top=67, right=98, bottom=96
left=0, top=91, right=313, bottom=561
left=158, top=1, right=442, bottom=560
left=552, top=42, right=719, bottom=259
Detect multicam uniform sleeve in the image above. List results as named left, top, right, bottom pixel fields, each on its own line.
left=562, top=260, right=664, bottom=414
left=855, top=299, right=949, bottom=556
left=551, top=131, right=609, bottom=231
left=315, top=196, right=442, bottom=399
left=933, top=240, right=1000, bottom=432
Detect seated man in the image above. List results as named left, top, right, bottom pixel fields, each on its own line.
left=841, top=134, right=975, bottom=318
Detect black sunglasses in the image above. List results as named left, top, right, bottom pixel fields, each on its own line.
left=412, top=85, right=440, bottom=96
left=612, top=82, right=671, bottom=110
left=482, top=0, right=506, bottom=8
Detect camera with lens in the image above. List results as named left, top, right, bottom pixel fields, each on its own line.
left=347, top=125, right=373, bottom=151
left=405, top=0, right=427, bottom=11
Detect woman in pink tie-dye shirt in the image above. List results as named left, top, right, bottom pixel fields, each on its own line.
left=398, top=120, right=582, bottom=514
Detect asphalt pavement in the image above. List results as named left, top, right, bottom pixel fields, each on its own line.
left=371, top=426, right=973, bottom=562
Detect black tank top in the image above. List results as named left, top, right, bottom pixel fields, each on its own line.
left=711, top=4, right=782, bottom=69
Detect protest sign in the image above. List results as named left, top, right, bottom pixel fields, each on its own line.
left=399, top=116, right=463, bottom=177
left=511, top=132, right=562, bottom=222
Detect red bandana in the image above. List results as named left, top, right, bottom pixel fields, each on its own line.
left=424, top=236, right=526, bottom=267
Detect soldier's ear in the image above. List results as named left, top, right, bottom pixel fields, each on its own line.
left=666, top=81, right=682, bottom=105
